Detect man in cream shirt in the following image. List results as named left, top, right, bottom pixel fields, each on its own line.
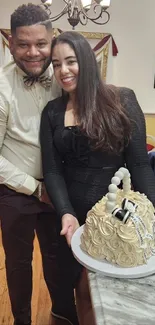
left=0, top=3, right=79, bottom=325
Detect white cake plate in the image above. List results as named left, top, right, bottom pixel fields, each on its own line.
left=71, top=225, right=155, bottom=279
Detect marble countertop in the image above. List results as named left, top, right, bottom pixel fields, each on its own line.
left=88, top=271, right=155, bottom=325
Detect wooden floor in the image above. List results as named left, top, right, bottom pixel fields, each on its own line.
left=0, top=229, right=54, bottom=325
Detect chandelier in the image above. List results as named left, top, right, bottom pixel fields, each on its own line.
left=41, top=0, right=111, bottom=29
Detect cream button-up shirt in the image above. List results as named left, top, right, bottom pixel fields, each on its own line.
left=0, top=61, right=60, bottom=195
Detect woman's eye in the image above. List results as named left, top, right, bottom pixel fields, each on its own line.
left=53, top=64, right=60, bottom=68
left=68, top=60, right=76, bottom=64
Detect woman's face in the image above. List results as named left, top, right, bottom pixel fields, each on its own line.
left=52, top=42, right=79, bottom=94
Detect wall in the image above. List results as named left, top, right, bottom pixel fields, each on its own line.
left=0, top=0, right=155, bottom=113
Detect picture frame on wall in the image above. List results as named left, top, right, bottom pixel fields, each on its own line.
left=78, top=31, right=110, bottom=81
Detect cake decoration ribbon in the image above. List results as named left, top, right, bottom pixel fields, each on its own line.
left=112, top=198, right=137, bottom=224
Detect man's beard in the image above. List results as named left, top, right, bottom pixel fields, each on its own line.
left=13, top=56, right=51, bottom=77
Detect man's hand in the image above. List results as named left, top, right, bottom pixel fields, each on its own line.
left=60, top=214, right=80, bottom=246
left=33, top=183, right=54, bottom=207
left=40, top=183, right=52, bottom=205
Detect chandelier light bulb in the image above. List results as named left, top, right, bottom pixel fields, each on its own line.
left=41, top=0, right=52, bottom=6
left=101, top=0, right=110, bottom=7
left=81, top=0, right=92, bottom=8
left=95, top=0, right=110, bottom=7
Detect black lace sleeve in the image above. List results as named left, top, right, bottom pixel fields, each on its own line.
left=40, top=100, right=76, bottom=219
left=120, top=88, right=155, bottom=206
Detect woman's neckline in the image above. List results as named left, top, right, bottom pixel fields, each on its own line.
left=62, top=96, right=79, bottom=128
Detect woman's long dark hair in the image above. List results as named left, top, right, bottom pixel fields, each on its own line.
left=51, top=31, right=131, bottom=154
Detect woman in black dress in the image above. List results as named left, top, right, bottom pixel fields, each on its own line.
left=40, top=31, right=155, bottom=325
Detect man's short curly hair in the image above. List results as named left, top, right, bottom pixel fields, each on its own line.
left=11, top=3, right=52, bottom=34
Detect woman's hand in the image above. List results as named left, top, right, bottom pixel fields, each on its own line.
left=60, top=214, right=80, bottom=246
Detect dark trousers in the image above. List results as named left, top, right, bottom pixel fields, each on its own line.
left=0, top=184, right=77, bottom=325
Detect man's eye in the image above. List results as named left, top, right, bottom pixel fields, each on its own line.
left=37, top=43, right=46, bottom=48
left=19, top=44, right=27, bottom=48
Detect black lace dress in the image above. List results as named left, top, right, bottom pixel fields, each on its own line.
left=40, top=87, right=155, bottom=286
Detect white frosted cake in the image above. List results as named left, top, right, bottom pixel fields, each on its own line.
left=81, top=167, right=155, bottom=267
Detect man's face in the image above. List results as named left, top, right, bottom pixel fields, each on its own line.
left=9, top=24, right=53, bottom=77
